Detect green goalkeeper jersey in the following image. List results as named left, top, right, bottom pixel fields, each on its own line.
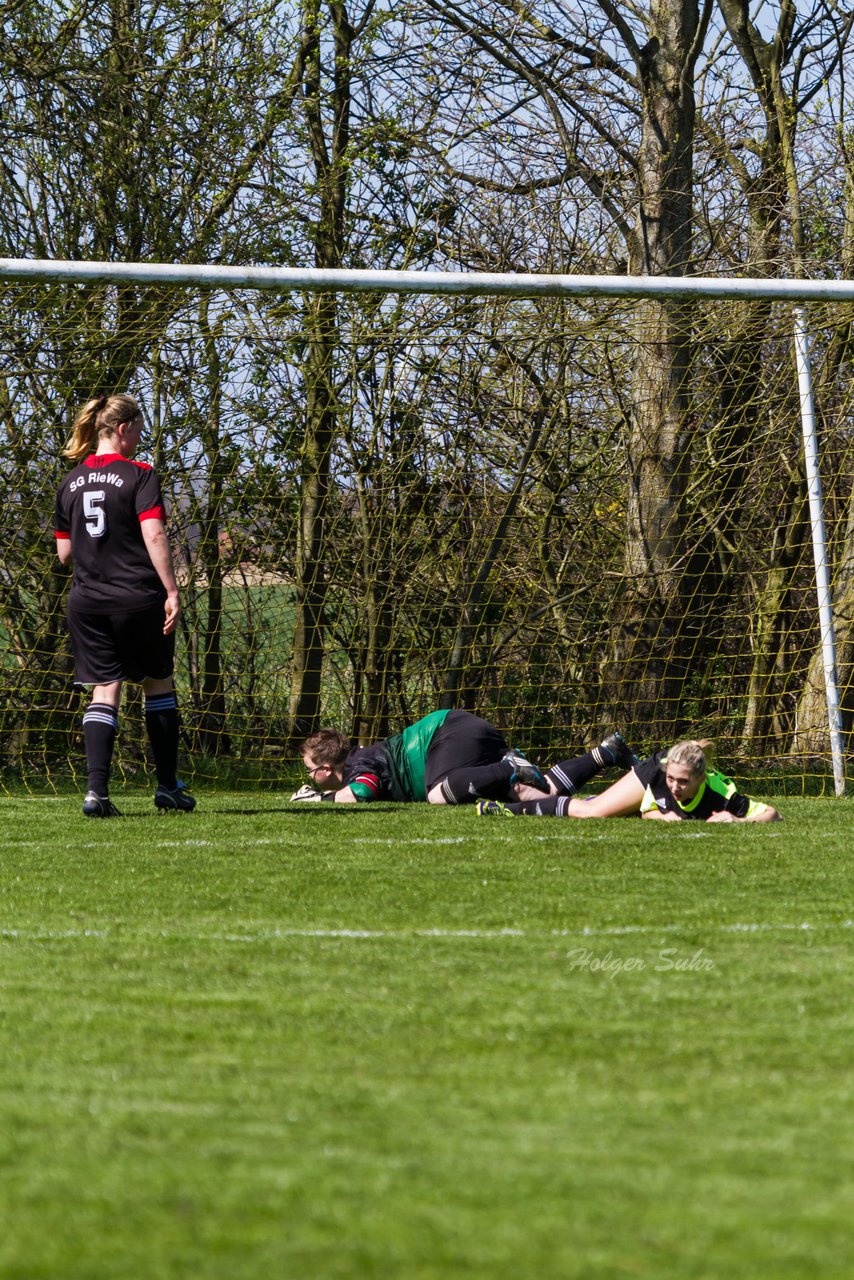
left=341, top=709, right=451, bottom=801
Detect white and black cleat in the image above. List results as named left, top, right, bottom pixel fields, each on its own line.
left=502, top=750, right=550, bottom=793
left=154, top=782, right=197, bottom=812
left=595, top=732, right=640, bottom=769
left=82, top=791, right=122, bottom=818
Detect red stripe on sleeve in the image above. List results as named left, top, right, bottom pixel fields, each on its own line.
left=138, top=506, right=166, bottom=523
left=352, top=772, right=381, bottom=796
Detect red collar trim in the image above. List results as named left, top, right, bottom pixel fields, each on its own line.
left=83, top=453, right=152, bottom=472
left=84, top=452, right=124, bottom=466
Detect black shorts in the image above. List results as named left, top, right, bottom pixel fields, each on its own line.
left=67, top=601, right=174, bottom=685
left=424, top=710, right=508, bottom=791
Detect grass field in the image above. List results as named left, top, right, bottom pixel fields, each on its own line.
left=1, top=792, right=852, bottom=1279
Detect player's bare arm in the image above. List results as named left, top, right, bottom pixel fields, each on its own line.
left=706, top=806, right=782, bottom=824
left=333, top=786, right=360, bottom=803
left=140, top=518, right=180, bottom=635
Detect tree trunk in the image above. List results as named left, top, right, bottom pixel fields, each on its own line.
left=792, top=163, right=854, bottom=756
left=287, top=0, right=351, bottom=737
left=196, top=297, right=231, bottom=755
left=794, top=482, right=854, bottom=753
left=603, top=0, right=701, bottom=740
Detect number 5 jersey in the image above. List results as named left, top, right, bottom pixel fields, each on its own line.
left=54, top=452, right=168, bottom=612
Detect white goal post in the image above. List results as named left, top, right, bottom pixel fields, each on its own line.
left=3, top=255, right=854, bottom=302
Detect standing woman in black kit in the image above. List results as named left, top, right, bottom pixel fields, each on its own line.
left=54, top=393, right=196, bottom=816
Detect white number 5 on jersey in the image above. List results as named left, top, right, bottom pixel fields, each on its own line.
left=83, top=490, right=106, bottom=538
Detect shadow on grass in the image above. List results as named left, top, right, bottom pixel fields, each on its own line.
left=214, top=803, right=404, bottom=817
left=85, top=805, right=385, bottom=819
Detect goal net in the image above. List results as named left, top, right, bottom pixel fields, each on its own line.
left=1, top=264, right=852, bottom=793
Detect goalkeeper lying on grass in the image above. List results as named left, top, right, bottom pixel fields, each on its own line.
left=292, top=709, right=636, bottom=806
left=478, top=739, right=782, bottom=823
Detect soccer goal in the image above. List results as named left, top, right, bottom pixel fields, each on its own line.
left=1, top=258, right=851, bottom=794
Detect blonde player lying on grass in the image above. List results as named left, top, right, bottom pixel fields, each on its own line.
left=479, top=739, right=782, bottom=823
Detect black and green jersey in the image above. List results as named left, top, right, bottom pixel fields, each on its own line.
left=636, top=750, right=768, bottom=820
left=341, top=710, right=451, bottom=801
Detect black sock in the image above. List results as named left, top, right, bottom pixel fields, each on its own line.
left=83, top=703, right=118, bottom=795
left=145, top=692, right=179, bottom=789
left=507, top=795, right=573, bottom=816
left=546, top=751, right=605, bottom=796
left=440, top=761, right=514, bottom=804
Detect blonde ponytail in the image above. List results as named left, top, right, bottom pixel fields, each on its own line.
left=62, top=394, right=142, bottom=462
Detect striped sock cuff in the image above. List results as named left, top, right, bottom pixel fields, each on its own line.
left=83, top=703, right=119, bottom=729
left=555, top=796, right=572, bottom=817
left=440, top=777, right=458, bottom=804
left=546, top=765, right=577, bottom=796
left=145, top=693, right=177, bottom=713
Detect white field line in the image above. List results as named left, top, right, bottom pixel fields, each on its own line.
left=0, top=831, right=792, bottom=853
left=1, top=920, right=852, bottom=944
